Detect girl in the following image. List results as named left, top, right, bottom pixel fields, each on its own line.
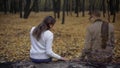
left=30, top=16, right=67, bottom=63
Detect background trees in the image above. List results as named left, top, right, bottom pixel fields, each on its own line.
left=53, top=0, right=61, bottom=19
left=0, top=0, right=120, bottom=63
left=0, top=0, right=119, bottom=23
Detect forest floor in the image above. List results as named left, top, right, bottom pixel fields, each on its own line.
left=0, top=12, right=120, bottom=67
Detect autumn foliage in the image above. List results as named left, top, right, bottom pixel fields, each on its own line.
left=0, top=12, right=120, bottom=62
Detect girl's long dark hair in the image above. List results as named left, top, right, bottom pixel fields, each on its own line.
left=32, top=16, right=56, bottom=41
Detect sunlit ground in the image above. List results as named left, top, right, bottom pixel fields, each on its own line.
left=0, top=12, right=120, bottom=62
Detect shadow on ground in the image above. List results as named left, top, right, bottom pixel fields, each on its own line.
left=0, top=61, right=120, bottom=68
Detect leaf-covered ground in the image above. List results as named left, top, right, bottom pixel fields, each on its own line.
left=0, top=12, right=120, bottom=62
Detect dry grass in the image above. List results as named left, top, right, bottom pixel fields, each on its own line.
left=0, top=12, right=120, bottom=62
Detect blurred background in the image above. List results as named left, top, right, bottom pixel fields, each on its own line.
left=0, top=0, right=120, bottom=63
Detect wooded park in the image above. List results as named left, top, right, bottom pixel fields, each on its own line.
left=0, top=0, right=120, bottom=68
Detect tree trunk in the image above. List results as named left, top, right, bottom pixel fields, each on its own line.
left=108, top=0, right=116, bottom=23
left=33, top=0, right=39, bottom=12
left=48, top=0, right=52, bottom=11
left=52, top=0, right=56, bottom=18
left=75, top=0, right=79, bottom=17
left=52, top=0, right=61, bottom=19
left=112, top=0, right=116, bottom=23
left=107, top=0, right=110, bottom=22
left=3, top=0, right=8, bottom=14
left=89, top=0, right=92, bottom=15
left=57, top=0, right=61, bottom=18
left=19, top=0, right=23, bottom=18
left=62, top=0, right=66, bottom=24
left=24, top=0, right=31, bottom=19
left=82, top=0, right=85, bottom=17
left=92, top=0, right=95, bottom=12
left=109, top=0, right=114, bottom=15
left=102, top=0, right=106, bottom=17
left=44, top=0, right=48, bottom=11
left=38, top=0, right=41, bottom=11
left=79, top=0, right=82, bottom=12
left=66, top=0, right=69, bottom=16
left=116, top=0, right=119, bottom=12
left=89, top=0, right=95, bottom=15
left=10, top=0, right=16, bottom=14
left=69, top=0, right=72, bottom=16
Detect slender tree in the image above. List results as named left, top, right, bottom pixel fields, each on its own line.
left=66, top=0, right=69, bottom=16
left=116, top=0, right=119, bottom=12
left=109, top=0, right=114, bottom=15
left=89, top=0, right=95, bottom=15
left=107, top=0, right=116, bottom=23
left=52, top=0, right=61, bottom=19
left=82, top=0, right=85, bottom=17
left=3, top=0, right=8, bottom=14
left=48, top=0, right=52, bottom=11
left=69, top=0, right=72, bottom=16
left=62, top=0, right=66, bottom=24
left=75, top=0, right=79, bottom=17
left=102, top=0, right=106, bottom=17
left=38, top=0, right=41, bottom=11
left=112, top=0, right=116, bottom=22
left=44, top=0, right=48, bottom=11
left=107, top=0, right=110, bottom=22
left=33, top=0, right=39, bottom=12
left=24, top=0, right=31, bottom=18
left=57, top=0, right=61, bottom=18
left=79, top=0, right=82, bottom=12
left=89, top=0, right=92, bottom=15
left=52, top=0, right=56, bottom=18
left=10, top=0, right=17, bottom=14
left=92, top=0, right=95, bottom=12
left=19, top=0, right=23, bottom=18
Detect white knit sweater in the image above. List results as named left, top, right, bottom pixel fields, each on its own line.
left=30, top=27, right=61, bottom=59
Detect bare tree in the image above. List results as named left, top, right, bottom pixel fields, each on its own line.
left=62, top=0, right=66, bottom=24
left=75, top=0, right=79, bottom=17
left=10, top=0, right=17, bottom=14
left=52, top=0, right=61, bottom=19
left=69, top=0, right=73, bottom=16
left=24, top=0, right=31, bottom=18
left=89, top=0, right=95, bottom=15
left=32, top=0, right=39, bottom=12
left=66, top=0, right=68, bottom=15
left=102, top=0, right=106, bottom=17
left=19, top=0, right=23, bottom=18
left=44, top=0, right=48, bottom=11
left=116, top=0, right=119, bottom=12
left=107, top=0, right=117, bottom=23
left=82, top=0, right=85, bottom=17
left=3, top=0, right=8, bottom=14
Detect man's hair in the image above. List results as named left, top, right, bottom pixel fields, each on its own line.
left=91, top=10, right=101, bottom=17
